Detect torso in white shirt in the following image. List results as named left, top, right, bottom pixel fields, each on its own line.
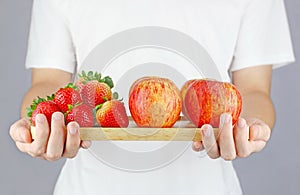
left=26, top=0, right=294, bottom=194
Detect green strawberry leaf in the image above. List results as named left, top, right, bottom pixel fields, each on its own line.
left=78, top=70, right=114, bottom=89
left=95, top=104, right=103, bottom=111
left=67, top=83, right=79, bottom=90
left=102, top=76, right=114, bottom=88
left=68, top=104, right=73, bottom=111
left=79, top=70, right=87, bottom=78
left=95, top=72, right=102, bottom=81
left=26, top=96, right=46, bottom=117
left=26, top=107, right=33, bottom=117
left=113, top=92, right=119, bottom=100
left=102, top=97, right=108, bottom=102
left=87, top=71, right=94, bottom=78
left=46, top=94, right=55, bottom=101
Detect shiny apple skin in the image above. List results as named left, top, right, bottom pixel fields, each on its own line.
left=184, top=79, right=242, bottom=128
left=129, top=77, right=182, bottom=128
left=180, top=79, right=198, bottom=120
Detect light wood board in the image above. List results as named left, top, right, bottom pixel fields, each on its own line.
left=30, top=119, right=219, bottom=141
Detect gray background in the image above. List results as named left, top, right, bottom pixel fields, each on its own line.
left=0, top=0, right=299, bottom=194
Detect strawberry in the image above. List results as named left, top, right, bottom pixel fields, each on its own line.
left=74, top=77, right=85, bottom=93
left=81, top=81, right=112, bottom=107
left=27, top=96, right=61, bottom=126
left=53, top=83, right=82, bottom=113
left=54, top=83, right=82, bottom=113
left=77, top=71, right=114, bottom=108
left=65, top=103, right=94, bottom=127
left=96, top=99, right=129, bottom=127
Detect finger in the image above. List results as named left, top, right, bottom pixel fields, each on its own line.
left=15, top=141, right=46, bottom=158
left=81, top=141, right=92, bottom=149
left=16, top=142, right=32, bottom=154
left=63, top=122, right=81, bottom=158
left=218, top=113, right=236, bottom=161
left=249, top=124, right=271, bottom=142
left=202, top=124, right=220, bottom=159
left=234, top=118, right=251, bottom=158
left=29, top=114, right=50, bottom=157
left=46, top=112, right=66, bottom=161
left=249, top=140, right=267, bottom=153
left=10, top=118, right=32, bottom=143
left=192, top=141, right=204, bottom=152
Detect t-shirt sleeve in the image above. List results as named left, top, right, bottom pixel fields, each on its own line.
left=230, top=0, right=295, bottom=72
left=25, top=0, right=76, bottom=73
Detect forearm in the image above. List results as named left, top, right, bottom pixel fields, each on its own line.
left=21, top=69, right=73, bottom=118
left=240, top=90, right=275, bottom=129
left=21, top=82, right=64, bottom=117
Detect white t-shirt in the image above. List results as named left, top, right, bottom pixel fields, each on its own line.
left=26, top=0, right=295, bottom=195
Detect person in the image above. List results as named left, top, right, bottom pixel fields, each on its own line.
left=10, top=0, right=295, bottom=194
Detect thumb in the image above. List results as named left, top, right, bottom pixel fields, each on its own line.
left=10, top=118, right=32, bottom=143
left=192, top=141, right=204, bottom=152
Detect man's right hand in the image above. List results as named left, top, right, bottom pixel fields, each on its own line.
left=10, top=112, right=91, bottom=161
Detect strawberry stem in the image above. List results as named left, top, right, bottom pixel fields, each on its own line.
left=78, top=70, right=114, bottom=88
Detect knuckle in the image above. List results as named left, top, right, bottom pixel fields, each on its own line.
left=30, top=152, right=42, bottom=158
left=222, top=153, right=236, bottom=161
left=31, top=148, right=45, bottom=157
left=205, top=145, right=215, bottom=154
left=206, top=149, right=220, bottom=159
left=9, top=125, right=15, bottom=138
left=69, top=141, right=80, bottom=148
left=208, top=153, right=220, bottom=159
left=15, top=142, right=26, bottom=153
left=64, top=152, right=77, bottom=159
left=237, top=151, right=250, bottom=158
left=46, top=154, right=61, bottom=161
left=39, top=128, right=50, bottom=137
left=264, top=129, right=271, bottom=141
left=10, top=125, right=22, bottom=141
left=64, top=146, right=80, bottom=159
left=219, top=131, right=231, bottom=141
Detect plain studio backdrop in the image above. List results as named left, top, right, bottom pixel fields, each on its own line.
left=0, top=1, right=299, bottom=195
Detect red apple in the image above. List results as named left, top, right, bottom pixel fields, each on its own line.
left=129, top=76, right=182, bottom=127
left=180, top=79, right=197, bottom=120
left=183, top=79, right=242, bottom=127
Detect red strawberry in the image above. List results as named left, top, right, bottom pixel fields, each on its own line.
left=54, top=83, right=82, bottom=113
left=74, top=77, right=85, bottom=93
left=96, top=100, right=129, bottom=127
left=81, top=81, right=112, bottom=107
left=65, top=103, right=94, bottom=127
left=76, top=71, right=114, bottom=108
left=27, top=96, right=61, bottom=126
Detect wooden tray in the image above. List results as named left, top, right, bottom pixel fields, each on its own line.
left=30, top=118, right=219, bottom=141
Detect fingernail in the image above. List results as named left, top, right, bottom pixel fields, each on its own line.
left=194, top=142, right=201, bottom=149
left=85, top=141, right=92, bottom=147
left=52, top=112, right=62, bottom=121
left=238, top=118, right=246, bottom=128
left=220, top=114, right=231, bottom=127
left=202, top=125, right=212, bottom=137
left=69, top=123, right=79, bottom=135
left=82, top=141, right=92, bottom=148
left=36, top=114, right=45, bottom=123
